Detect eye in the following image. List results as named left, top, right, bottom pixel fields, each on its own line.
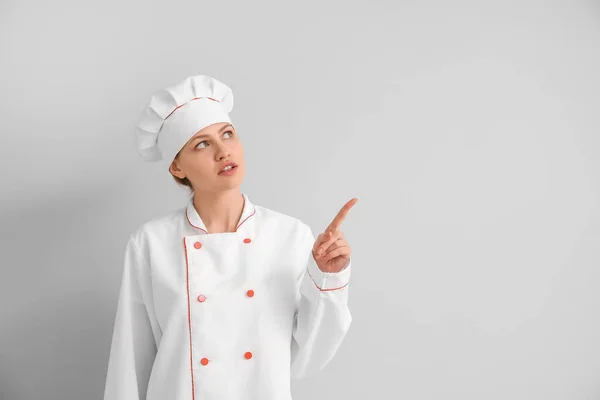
left=194, top=130, right=234, bottom=149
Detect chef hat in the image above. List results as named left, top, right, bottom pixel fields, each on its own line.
left=135, top=75, right=235, bottom=164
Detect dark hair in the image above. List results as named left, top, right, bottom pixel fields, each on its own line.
left=170, top=152, right=194, bottom=193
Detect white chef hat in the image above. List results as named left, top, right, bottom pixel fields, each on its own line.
left=134, top=74, right=235, bottom=164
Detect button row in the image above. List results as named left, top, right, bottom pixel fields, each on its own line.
left=193, top=237, right=252, bottom=250
left=200, top=352, right=253, bottom=366
left=197, top=289, right=255, bottom=303
left=192, top=236, right=254, bottom=367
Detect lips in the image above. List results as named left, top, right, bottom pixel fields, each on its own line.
left=219, top=162, right=238, bottom=174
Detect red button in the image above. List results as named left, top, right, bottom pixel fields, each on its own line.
left=197, top=294, right=206, bottom=302
left=194, top=241, right=202, bottom=249
left=244, top=351, right=253, bottom=359
left=243, top=238, right=251, bottom=243
left=201, top=358, right=209, bottom=366
left=246, top=289, right=254, bottom=297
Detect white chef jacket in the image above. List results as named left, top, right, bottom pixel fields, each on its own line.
left=103, top=192, right=352, bottom=400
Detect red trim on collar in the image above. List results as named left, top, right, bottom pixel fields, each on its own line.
left=185, top=208, right=208, bottom=233
left=236, top=207, right=256, bottom=230
left=185, top=201, right=257, bottom=232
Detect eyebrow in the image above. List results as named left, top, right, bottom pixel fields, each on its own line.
left=190, top=124, right=234, bottom=142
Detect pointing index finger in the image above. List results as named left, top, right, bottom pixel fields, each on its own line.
left=325, top=198, right=358, bottom=233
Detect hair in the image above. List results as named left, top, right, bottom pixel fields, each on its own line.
left=170, top=152, right=195, bottom=194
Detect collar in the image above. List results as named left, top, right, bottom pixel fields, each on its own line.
left=185, top=192, right=256, bottom=234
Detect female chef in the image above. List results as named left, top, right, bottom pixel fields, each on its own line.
left=103, top=75, right=357, bottom=400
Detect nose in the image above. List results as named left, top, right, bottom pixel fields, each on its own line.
left=214, top=141, right=231, bottom=160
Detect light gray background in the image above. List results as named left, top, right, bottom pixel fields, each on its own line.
left=1, top=0, right=599, bottom=399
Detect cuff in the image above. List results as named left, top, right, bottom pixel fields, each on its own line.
left=306, top=254, right=352, bottom=292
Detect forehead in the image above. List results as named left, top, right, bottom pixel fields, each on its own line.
left=190, top=122, right=234, bottom=140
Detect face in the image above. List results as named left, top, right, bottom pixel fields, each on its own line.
left=169, top=122, right=245, bottom=193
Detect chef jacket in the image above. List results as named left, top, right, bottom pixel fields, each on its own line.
left=103, top=192, right=352, bottom=400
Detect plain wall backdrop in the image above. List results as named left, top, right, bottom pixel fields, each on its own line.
left=1, top=0, right=599, bottom=399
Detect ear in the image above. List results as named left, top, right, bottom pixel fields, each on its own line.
left=169, top=159, right=185, bottom=179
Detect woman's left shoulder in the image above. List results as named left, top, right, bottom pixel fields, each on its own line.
left=254, top=205, right=308, bottom=235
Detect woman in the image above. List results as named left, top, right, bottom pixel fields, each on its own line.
left=103, top=75, right=357, bottom=400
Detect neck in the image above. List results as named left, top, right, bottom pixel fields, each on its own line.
left=192, top=188, right=244, bottom=233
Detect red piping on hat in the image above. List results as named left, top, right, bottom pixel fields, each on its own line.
left=165, top=97, right=219, bottom=120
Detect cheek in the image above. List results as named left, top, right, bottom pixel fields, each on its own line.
left=184, top=158, right=213, bottom=179
left=231, top=141, right=244, bottom=157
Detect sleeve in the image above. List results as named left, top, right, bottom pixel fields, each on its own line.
left=103, top=235, right=158, bottom=400
left=290, top=223, right=352, bottom=380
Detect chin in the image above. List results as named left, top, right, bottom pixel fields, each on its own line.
left=220, top=170, right=245, bottom=188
